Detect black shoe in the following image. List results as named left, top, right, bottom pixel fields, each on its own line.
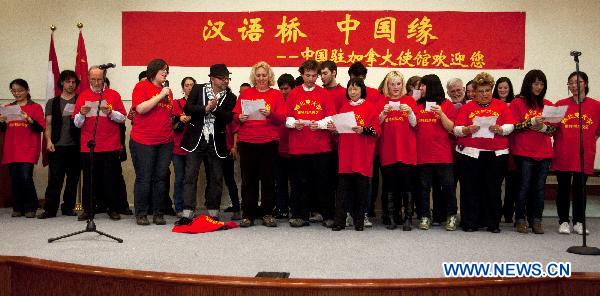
left=174, top=217, right=192, bottom=226
left=224, top=206, right=240, bottom=213
left=331, top=225, right=344, bottom=231
left=78, top=212, right=90, bottom=221
left=354, top=226, right=364, bottom=231
left=136, top=215, right=150, bottom=226
left=488, top=227, right=501, bottom=233
left=153, top=214, right=166, bottom=225
left=37, top=211, right=56, bottom=219
left=61, top=210, right=77, bottom=216
left=109, top=212, right=121, bottom=221
left=463, top=227, right=477, bottom=232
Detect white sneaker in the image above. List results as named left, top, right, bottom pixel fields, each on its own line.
left=573, top=222, right=590, bottom=235
left=364, top=214, right=373, bottom=228
left=445, top=215, right=458, bottom=231
left=558, top=222, right=571, bottom=234
left=419, top=217, right=431, bottom=230
left=345, top=212, right=353, bottom=227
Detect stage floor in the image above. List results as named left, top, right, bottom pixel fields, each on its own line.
left=0, top=208, right=599, bottom=279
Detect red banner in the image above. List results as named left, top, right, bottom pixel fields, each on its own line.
left=123, top=11, right=525, bottom=69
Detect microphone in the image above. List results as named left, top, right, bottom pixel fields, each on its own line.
left=162, top=80, right=170, bottom=103
left=570, top=51, right=582, bottom=57
left=98, top=63, right=116, bottom=70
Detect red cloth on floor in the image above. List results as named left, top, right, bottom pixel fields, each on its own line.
left=172, top=215, right=239, bottom=233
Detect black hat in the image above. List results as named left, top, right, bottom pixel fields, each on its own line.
left=209, top=64, right=231, bottom=77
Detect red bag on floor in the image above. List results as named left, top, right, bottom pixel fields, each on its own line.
left=172, top=215, right=239, bottom=233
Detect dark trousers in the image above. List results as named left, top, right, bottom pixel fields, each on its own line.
left=130, top=139, right=173, bottom=216
left=367, top=155, right=381, bottom=217
left=183, top=137, right=224, bottom=211
left=556, top=171, right=588, bottom=224
left=172, top=154, right=186, bottom=212
left=81, top=151, right=121, bottom=215
left=44, top=145, right=80, bottom=214
left=458, top=152, right=507, bottom=230
left=381, top=162, right=415, bottom=218
left=8, top=163, right=38, bottom=213
left=238, top=141, right=277, bottom=219
left=514, top=156, right=551, bottom=224
left=274, top=154, right=292, bottom=213
left=417, top=163, right=456, bottom=219
left=501, top=161, right=519, bottom=222
left=290, top=152, right=335, bottom=220
left=223, top=154, right=239, bottom=209
left=334, top=173, right=369, bottom=228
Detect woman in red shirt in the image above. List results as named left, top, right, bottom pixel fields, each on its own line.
left=0, top=79, right=45, bottom=218
left=234, top=61, right=286, bottom=227
left=377, top=71, right=417, bottom=231
left=510, top=70, right=554, bottom=234
left=453, top=72, right=515, bottom=233
left=171, top=77, right=195, bottom=217
left=329, top=78, right=380, bottom=231
left=130, top=59, right=174, bottom=226
left=553, top=71, right=600, bottom=235
left=413, top=74, right=457, bottom=231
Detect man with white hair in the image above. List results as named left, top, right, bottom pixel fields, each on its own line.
left=446, top=78, right=466, bottom=108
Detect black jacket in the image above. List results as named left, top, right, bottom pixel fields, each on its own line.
left=180, top=83, right=236, bottom=158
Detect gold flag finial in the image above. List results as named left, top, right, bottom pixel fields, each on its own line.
left=50, top=25, right=56, bottom=31
left=77, top=22, right=83, bottom=29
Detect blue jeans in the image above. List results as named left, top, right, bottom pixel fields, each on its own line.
left=8, top=163, right=38, bottom=213
left=514, top=156, right=551, bottom=224
left=172, top=154, right=186, bottom=213
left=130, top=139, right=174, bottom=216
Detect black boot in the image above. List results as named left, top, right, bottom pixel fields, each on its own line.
left=385, top=192, right=397, bottom=230
left=402, top=192, right=413, bottom=231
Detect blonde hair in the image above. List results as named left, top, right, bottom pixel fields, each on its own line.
left=473, top=72, right=495, bottom=89
left=380, top=71, right=406, bottom=98
left=249, top=61, right=275, bottom=87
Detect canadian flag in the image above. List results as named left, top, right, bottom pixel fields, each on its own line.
left=46, top=32, right=60, bottom=99
left=75, top=30, right=89, bottom=94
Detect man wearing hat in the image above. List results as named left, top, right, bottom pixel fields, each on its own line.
left=176, top=64, right=237, bottom=225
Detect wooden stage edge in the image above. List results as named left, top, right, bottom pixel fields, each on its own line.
left=1, top=256, right=599, bottom=295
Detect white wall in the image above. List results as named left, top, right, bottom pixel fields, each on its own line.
left=1, top=0, right=599, bottom=199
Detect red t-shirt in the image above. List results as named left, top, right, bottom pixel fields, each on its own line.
left=414, top=99, right=456, bottom=164
left=509, top=97, right=554, bottom=159
left=233, top=87, right=285, bottom=144
left=131, top=80, right=174, bottom=145
left=72, top=88, right=126, bottom=153
left=552, top=97, right=600, bottom=174
left=172, top=98, right=188, bottom=156
left=325, top=84, right=347, bottom=112
left=337, top=100, right=380, bottom=177
left=286, top=85, right=335, bottom=155
left=454, top=99, right=515, bottom=151
left=366, top=87, right=383, bottom=105
left=377, top=95, right=417, bottom=166
left=2, top=102, right=45, bottom=164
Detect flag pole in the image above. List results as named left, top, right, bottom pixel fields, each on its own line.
left=74, top=22, right=84, bottom=212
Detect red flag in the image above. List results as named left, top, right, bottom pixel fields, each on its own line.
left=43, top=32, right=61, bottom=167
left=75, top=31, right=89, bottom=94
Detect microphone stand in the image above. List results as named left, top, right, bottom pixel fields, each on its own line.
left=49, top=73, right=123, bottom=243
left=566, top=52, right=599, bottom=255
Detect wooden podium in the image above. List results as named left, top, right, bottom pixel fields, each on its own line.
left=0, top=130, right=12, bottom=208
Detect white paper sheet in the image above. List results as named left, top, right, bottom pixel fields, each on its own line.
left=425, top=101, right=436, bottom=111
left=241, top=99, right=266, bottom=120
left=84, top=100, right=107, bottom=117
left=542, top=105, right=568, bottom=123
left=0, top=105, right=22, bottom=122
left=331, top=111, right=357, bottom=134
left=389, top=101, right=401, bottom=111
left=472, top=116, right=497, bottom=139
left=62, top=103, right=75, bottom=116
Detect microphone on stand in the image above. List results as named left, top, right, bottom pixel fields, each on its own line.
left=570, top=51, right=582, bottom=57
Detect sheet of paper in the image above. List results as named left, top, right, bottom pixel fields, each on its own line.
left=62, top=103, right=75, bottom=116
left=331, top=111, right=357, bottom=134
left=472, top=116, right=497, bottom=139
left=389, top=101, right=401, bottom=111
left=84, top=100, right=107, bottom=117
left=241, top=99, right=266, bottom=120
left=425, top=101, right=436, bottom=111
left=542, top=105, right=568, bottom=123
left=0, top=105, right=22, bottom=122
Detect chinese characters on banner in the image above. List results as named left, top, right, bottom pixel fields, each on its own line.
left=122, top=11, right=525, bottom=69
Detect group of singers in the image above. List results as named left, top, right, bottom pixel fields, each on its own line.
left=1, top=59, right=599, bottom=235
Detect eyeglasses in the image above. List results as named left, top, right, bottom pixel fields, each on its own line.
left=215, top=76, right=231, bottom=82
